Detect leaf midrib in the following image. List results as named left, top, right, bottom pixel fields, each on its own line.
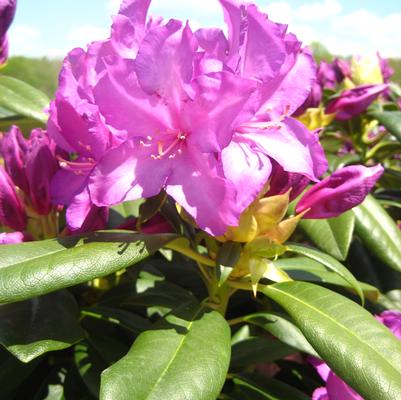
left=146, top=306, right=205, bottom=399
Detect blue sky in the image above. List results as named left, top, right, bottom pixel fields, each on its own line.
left=8, top=0, right=401, bottom=58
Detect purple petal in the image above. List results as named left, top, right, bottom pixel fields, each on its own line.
left=376, top=310, right=401, bottom=340
left=50, top=168, right=89, bottom=206
left=297, top=164, right=384, bottom=219
left=219, top=0, right=286, bottom=81
left=0, top=231, right=30, bottom=245
left=326, top=84, right=388, bottom=120
left=312, top=387, right=329, bottom=400
left=25, top=130, right=59, bottom=215
left=242, top=117, right=327, bottom=182
left=187, top=71, right=257, bottom=152
left=66, top=188, right=108, bottom=233
left=308, top=356, right=331, bottom=382
left=166, top=147, right=240, bottom=235
left=0, top=125, right=30, bottom=194
left=326, top=372, right=363, bottom=400
left=89, top=140, right=171, bottom=206
left=221, top=134, right=272, bottom=210
left=261, top=47, right=318, bottom=118
left=0, top=166, right=27, bottom=231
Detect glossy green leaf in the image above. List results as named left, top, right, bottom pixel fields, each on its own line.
left=298, top=211, right=355, bottom=260
left=100, top=303, right=231, bottom=400
left=81, top=306, right=151, bottom=334
left=0, top=291, right=85, bottom=362
left=243, top=312, right=318, bottom=356
left=369, top=110, right=401, bottom=143
left=353, top=195, right=401, bottom=272
left=0, top=231, right=175, bottom=304
left=233, top=374, right=309, bottom=400
left=263, top=281, right=401, bottom=400
left=285, top=243, right=363, bottom=302
left=0, top=76, right=49, bottom=123
left=275, top=256, right=380, bottom=301
left=230, top=337, right=295, bottom=368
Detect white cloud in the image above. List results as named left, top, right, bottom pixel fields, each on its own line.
left=68, top=25, right=109, bottom=44
left=107, top=0, right=121, bottom=15
left=265, top=1, right=401, bottom=57
left=295, top=0, right=342, bottom=21
left=8, top=25, right=42, bottom=57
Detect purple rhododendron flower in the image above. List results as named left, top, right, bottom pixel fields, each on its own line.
left=296, top=164, right=383, bottom=219
left=0, top=0, right=17, bottom=64
left=377, top=52, right=394, bottom=84
left=47, top=45, right=126, bottom=232
left=49, top=0, right=327, bottom=235
left=376, top=310, right=401, bottom=340
left=0, top=166, right=26, bottom=231
left=325, top=84, right=388, bottom=120
left=318, top=61, right=338, bottom=91
left=1, top=126, right=59, bottom=215
left=310, top=310, right=401, bottom=400
left=332, top=57, right=351, bottom=84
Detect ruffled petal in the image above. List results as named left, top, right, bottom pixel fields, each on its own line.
left=222, top=135, right=272, bottom=210
left=166, top=147, right=239, bottom=235
left=89, top=140, right=172, bottom=206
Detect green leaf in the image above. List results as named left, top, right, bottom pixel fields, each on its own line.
left=298, top=211, right=355, bottom=260
left=275, top=256, right=380, bottom=301
left=81, top=306, right=151, bottom=334
left=0, top=291, right=85, bottom=362
left=285, top=243, right=364, bottom=302
left=233, top=374, right=310, bottom=400
left=75, top=341, right=107, bottom=397
left=353, top=195, right=401, bottom=272
left=230, top=337, right=295, bottom=369
left=263, top=281, right=401, bottom=400
left=0, top=76, right=49, bottom=123
left=243, top=312, right=318, bottom=356
left=100, top=303, right=231, bottom=400
left=0, top=231, right=175, bottom=304
left=369, top=110, right=401, bottom=143
left=0, top=348, right=40, bottom=398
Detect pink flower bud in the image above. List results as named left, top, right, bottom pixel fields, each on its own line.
left=296, top=165, right=383, bottom=219
left=0, top=166, right=27, bottom=231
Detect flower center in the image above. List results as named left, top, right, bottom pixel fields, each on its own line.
left=140, top=130, right=188, bottom=160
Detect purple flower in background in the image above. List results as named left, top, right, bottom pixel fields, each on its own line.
left=296, top=164, right=383, bottom=219
left=318, top=61, right=338, bottom=91
left=48, top=0, right=327, bottom=235
left=325, top=84, right=388, bottom=120
left=332, top=57, right=351, bottom=84
left=0, top=166, right=26, bottom=231
left=0, top=0, right=17, bottom=64
left=310, top=310, right=401, bottom=400
left=0, top=231, right=31, bottom=244
left=376, top=310, right=401, bottom=340
left=1, top=126, right=59, bottom=216
left=377, top=52, right=394, bottom=84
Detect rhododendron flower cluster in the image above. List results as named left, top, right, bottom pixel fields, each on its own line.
left=48, top=0, right=328, bottom=235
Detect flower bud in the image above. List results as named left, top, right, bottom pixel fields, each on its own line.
left=0, top=166, right=27, bottom=231
left=325, top=84, right=387, bottom=120
left=1, top=125, right=29, bottom=194
left=296, top=165, right=383, bottom=219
